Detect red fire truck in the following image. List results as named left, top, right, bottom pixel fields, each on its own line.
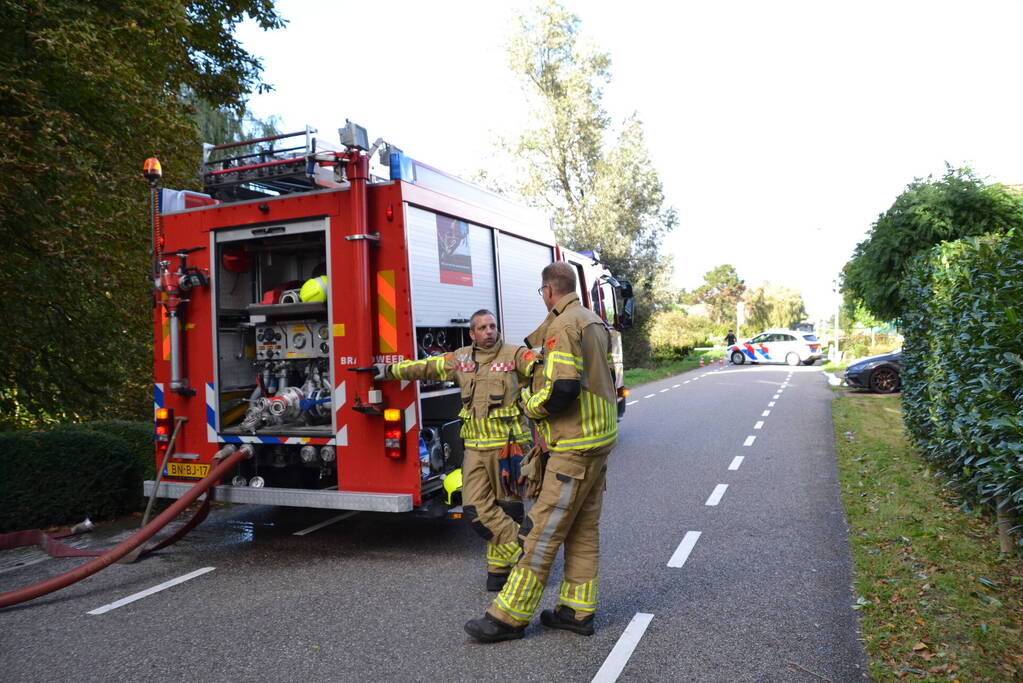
left=145, top=122, right=633, bottom=515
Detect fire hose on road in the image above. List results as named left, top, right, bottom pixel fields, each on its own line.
left=0, top=444, right=252, bottom=610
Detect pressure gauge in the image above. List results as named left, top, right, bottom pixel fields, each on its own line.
left=317, top=325, right=329, bottom=340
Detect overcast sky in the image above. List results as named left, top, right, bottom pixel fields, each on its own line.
left=235, top=0, right=1023, bottom=319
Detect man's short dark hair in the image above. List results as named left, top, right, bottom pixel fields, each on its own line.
left=470, top=309, right=496, bottom=330
left=541, top=261, right=577, bottom=296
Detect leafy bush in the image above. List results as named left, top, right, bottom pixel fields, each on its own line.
left=80, top=420, right=156, bottom=480
left=901, top=232, right=1023, bottom=520
left=647, top=309, right=712, bottom=361
left=840, top=332, right=901, bottom=361
left=0, top=425, right=147, bottom=532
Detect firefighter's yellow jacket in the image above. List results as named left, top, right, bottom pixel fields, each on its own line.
left=386, top=341, right=534, bottom=450
left=521, top=293, right=617, bottom=453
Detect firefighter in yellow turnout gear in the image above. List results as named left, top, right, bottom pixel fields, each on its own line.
left=465, top=261, right=618, bottom=643
left=378, top=310, right=534, bottom=591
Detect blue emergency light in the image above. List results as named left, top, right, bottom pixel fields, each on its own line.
left=390, top=151, right=415, bottom=182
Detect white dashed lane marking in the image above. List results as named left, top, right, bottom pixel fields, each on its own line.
left=659, top=388, right=669, bottom=393
left=592, top=613, right=655, bottom=683
left=761, top=410, right=770, bottom=417
left=672, top=384, right=680, bottom=388
left=768, top=401, right=775, bottom=407
left=754, top=421, right=764, bottom=430
left=667, top=531, right=702, bottom=568
left=644, top=394, right=655, bottom=399
left=773, top=394, right=780, bottom=399
left=88, top=567, right=215, bottom=615
left=743, top=435, right=756, bottom=447
left=705, top=484, right=728, bottom=506
left=728, top=456, right=744, bottom=470
left=626, top=400, right=638, bottom=406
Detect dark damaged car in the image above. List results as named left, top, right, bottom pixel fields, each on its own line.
left=843, top=349, right=902, bottom=394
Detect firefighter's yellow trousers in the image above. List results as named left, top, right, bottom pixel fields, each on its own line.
left=488, top=446, right=610, bottom=625
left=461, top=447, right=524, bottom=573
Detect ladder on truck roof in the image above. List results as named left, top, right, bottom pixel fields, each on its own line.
left=201, top=126, right=341, bottom=200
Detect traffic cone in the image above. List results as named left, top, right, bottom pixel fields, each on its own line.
left=699, top=357, right=704, bottom=367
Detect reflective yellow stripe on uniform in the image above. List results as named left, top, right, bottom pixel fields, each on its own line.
left=459, top=414, right=529, bottom=449
left=558, top=578, right=598, bottom=613
left=391, top=355, right=447, bottom=381
left=525, top=381, right=553, bottom=415
left=486, top=541, right=522, bottom=570
left=546, top=389, right=616, bottom=452
left=544, top=351, right=583, bottom=379
left=488, top=405, right=521, bottom=419
left=493, top=567, right=544, bottom=623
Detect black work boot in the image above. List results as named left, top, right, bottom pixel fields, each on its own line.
left=464, top=613, right=526, bottom=643
left=486, top=571, right=509, bottom=592
left=540, top=605, right=595, bottom=636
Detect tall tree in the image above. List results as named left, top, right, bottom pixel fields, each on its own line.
left=842, top=165, right=1023, bottom=321
left=189, top=93, right=281, bottom=148
left=0, top=0, right=284, bottom=428
left=503, top=1, right=678, bottom=363
left=692, top=264, right=746, bottom=325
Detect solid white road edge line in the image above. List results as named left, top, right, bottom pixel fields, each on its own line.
left=728, top=456, right=744, bottom=470
left=743, top=435, right=756, bottom=447
left=667, top=531, right=702, bottom=568
left=705, top=484, right=728, bottom=506
left=754, top=421, right=764, bottom=430
left=591, top=612, right=655, bottom=683
left=88, top=567, right=215, bottom=615
left=293, top=510, right=359, bottom=536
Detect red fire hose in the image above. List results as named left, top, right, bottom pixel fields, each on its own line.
left=0, top=444, right=251, bottom=610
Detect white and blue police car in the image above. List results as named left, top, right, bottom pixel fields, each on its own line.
left=728, top=328, right=823, bottom=366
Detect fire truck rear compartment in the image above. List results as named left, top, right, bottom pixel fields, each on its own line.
left=213, top=224, right=332, bottom=440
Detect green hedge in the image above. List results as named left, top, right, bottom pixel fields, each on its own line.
left=0, top=421, right=153, bottom=532
left=901, top=232, right=1023, bottom=521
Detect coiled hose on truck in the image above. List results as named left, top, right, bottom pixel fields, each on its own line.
left=0, top=444, right=251, bottom=610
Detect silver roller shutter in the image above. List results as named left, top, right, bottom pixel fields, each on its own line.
left=406, top=205, right=497, bottom=327
left=497, top=233, right=554, bottom=348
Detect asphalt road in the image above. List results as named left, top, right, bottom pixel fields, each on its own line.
left=0, top=363, right=867, bottom=682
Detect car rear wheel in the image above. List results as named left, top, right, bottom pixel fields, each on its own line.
left=785, top=352, right=801, bottom=366
left=730, top=350, right=746, bottom=365
left=869, top=367, right=900, bottom=393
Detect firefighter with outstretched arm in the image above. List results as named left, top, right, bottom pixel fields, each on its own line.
left=465, top=261, right=618, bottom=642
left=375, top=310, right=535, bottom=591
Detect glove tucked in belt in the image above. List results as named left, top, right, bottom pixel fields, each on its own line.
left=518, top=444, right=547, bottom=500
left=497, top=437, right=524, bottom=498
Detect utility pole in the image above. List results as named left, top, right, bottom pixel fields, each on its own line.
left=832, top=280, right=841, bottom=362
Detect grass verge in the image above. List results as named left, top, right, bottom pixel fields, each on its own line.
left=833, top=393, right=1023, bottom=681
left=623, top=348, right=726, bottom=387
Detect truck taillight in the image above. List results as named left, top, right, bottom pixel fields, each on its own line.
left=384, top=429, right=402, bottom=452
left=155, top=408, right=173, bottom=451
left=384, top=410, right=404, bottom=459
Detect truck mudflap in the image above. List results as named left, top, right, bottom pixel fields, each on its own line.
left=143, top=481, right=413, bottom=513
